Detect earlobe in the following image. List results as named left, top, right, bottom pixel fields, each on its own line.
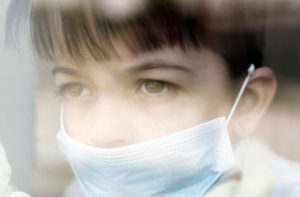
left=231, top=67, right=277, bottom=138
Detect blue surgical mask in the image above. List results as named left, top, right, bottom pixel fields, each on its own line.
left=57, top=65, right=256, bottom=197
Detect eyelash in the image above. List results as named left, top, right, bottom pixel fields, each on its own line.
left=55, top=80, right=180, bottom=98
left=55, top=82, right=89, bottom=97
left=136, top=79, right=178, bottom=94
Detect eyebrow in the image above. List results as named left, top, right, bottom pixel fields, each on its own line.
left=128, top=61, right=195, bottom=75
left=52, top=66, right=81, bottom=77
left=52, top=61, right=195, bottom=76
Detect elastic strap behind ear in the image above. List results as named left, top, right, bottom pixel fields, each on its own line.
left=60, top=104, right=66, bottom=131
left=226, top=64, right=256, bottom=125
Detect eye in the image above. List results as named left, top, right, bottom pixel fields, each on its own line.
left=138, top=80, right=176, bottom=94
left=57, top=83, right=92, bottom=99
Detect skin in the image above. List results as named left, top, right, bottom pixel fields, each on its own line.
left=53, top=46, right=277, bottom=148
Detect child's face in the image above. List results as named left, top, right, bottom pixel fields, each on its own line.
left=54, top=46, right=234, bottom=147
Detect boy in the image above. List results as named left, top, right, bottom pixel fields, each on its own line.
left=5, top=0, right=300, bottom=196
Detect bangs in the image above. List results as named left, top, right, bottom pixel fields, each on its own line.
left=30, top=1, right=209, bottom=64
left=29, top=0, right=266, bottom=78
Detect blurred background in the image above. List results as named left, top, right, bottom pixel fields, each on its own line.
left=0, top=0, right=300, bottom=196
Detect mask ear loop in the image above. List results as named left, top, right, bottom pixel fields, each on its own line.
left=226, top=64, right=256, bottom=126
left=60, top=104, right=66, bottom=131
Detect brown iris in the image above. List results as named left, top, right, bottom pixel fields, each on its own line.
left=66, top=85, right=85, bottom=97
left=142, top=80, right=170, bottom=94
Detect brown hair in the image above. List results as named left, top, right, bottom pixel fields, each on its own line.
left=8, top=0, right=267, bottom=79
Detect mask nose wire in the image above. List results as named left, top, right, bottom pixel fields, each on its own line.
left=226, top=64, right=256, bottom=126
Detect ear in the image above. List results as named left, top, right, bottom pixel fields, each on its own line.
left=231, top=67, right=277, bottom=139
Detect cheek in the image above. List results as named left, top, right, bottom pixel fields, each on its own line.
left=200, top=86, right=233, bottom=119
left=63, top=101, right=95, bottom=143
left=134, top=90, right=230, bottom=138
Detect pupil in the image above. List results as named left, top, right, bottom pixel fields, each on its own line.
left=145, top=81, right=164, bottom=93
left=68, top=85, right=83, bottom=97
